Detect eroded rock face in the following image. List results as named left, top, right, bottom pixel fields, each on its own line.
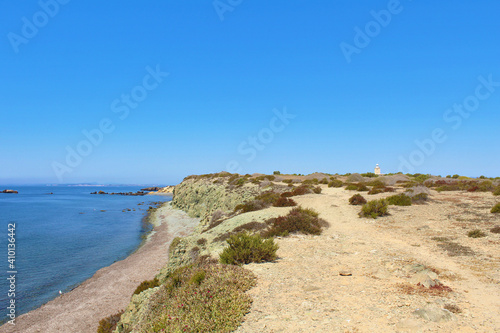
left=171, top=178, right=261, bottom=225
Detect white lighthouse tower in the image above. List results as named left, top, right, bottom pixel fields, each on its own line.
left=374, top=164, right=381, bottom=175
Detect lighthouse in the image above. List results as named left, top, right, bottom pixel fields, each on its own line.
left=374, top=164, right=381, bottom=175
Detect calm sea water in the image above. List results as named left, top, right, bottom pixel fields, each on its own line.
left=0, top=185, right=171, bottom=322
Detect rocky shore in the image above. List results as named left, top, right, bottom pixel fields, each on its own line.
left=1, top=189, right=18, bottom=194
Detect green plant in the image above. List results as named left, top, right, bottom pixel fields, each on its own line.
left=467, top=229, right=486, bottom=238
left=411, top=193, right=429, bottom=203
left=282, top=179, right=294, bottom=184
left=97, top=311, right=124, bottom=333
left=189, top=270, right=206, bottom=285
left=386, top=194, right=412, bottom=206
left=140, top=260, right=256, bottom=333
left=491, top=203, right=500, bottom=213
left=169, top=237, right=182, bottom=254
left=368, top=188, right=384, bottom=195
left=349, top=194, right=367, bottom=205
left=133, top=278, right=160, bottom=295
left=312, top=186, right=322, bottom=194
left=319, top=178, right=329, bottom=184
left=273, top=171, right=281, bottom=175
left=345, top=184, right=358, bottom=191
left=291, top=185, right=312, bottom=196
left=493, top=186, right=500, bottom=196
left=219, top=232, right=279, bottom=265
left=359, top=199, right=389, bottom=219
left=328, top=179, right=343, bottom=187
left=262, top=207, right=328, bottom=238
left=273, top=197, right=297, bottom=207
left=361, top=172, right=378, bottom=178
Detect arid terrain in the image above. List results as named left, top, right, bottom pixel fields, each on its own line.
left=235, top=186, right=500, bottom=332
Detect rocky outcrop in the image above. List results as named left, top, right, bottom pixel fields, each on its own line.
left=1, top=189, right=18, bottom=194
left=171, top=177, right=262, bottom=225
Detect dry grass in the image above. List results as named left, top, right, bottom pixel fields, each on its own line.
left=397, top=282, right=453, bottom=297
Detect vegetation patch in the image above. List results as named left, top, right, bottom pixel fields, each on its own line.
left=169, top=237, right=182, bottom=254
left=328, top=179, right=343, bottom=187
left=262, top=207, right=328, bottom=238
left=397, top=283, right=453, bottom=297
left=467, top=229, right=487, bottom=238
left=490, top=225, right=500, bottom=234
left=273, top=197, right=297, bottom=207
left=291, top=185, right=313, bottom=196
left=133, top=278, right=160, bottom=295
left=349, top=194, right=367, bottom=205
left=135, top=259, right=256, bottom=333
left=219, top=232, right=279, bottom=265
left=359, top=199, right=389, bottom=219
left=386, top=193, right=412, bottom=206
left=493, top=186, right=500, bottom=196
left=437, top=241, right=475, bottom=256
left=491, top=203, right=500, bottom=214
left=97, top=311, right=125, bottom=333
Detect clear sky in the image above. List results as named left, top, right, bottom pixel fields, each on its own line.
left=1, top=1, right=499, bottom=185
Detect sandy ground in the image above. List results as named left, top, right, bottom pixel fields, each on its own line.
left=236, top=187, right=500, bottom=333
left=0, top=204, right=199, bottom=333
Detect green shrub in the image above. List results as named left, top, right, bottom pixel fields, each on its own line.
left=349, top=194, right=367, bottom=205
left=273, top=197, right=297, bottom=207
left=359, top=199, right=389, bottom=219
left=411, top=193, right=429, bottom=203
left=262, top=207, right=328, bottom=238
left=452, top=174, right=460, bottom=179
left=491, top=203, right=500, bottom=214
left=493, top=186, right=500, bottom=196
left=312, top=186, right=322, bottom=194
left=368, top=188, right=384, bottom=195
left=133, top=278, right=160, bottom=295
left=345, top=184, right=358, bottom=191
left=143, top=259, right=256, bottom=333
left=189, top=270, right=206, bottom=285
left=282, top=179, right=294, bottom=184
left=273, top=171, right=281, bottom=175
left=97, top=311, right=124, bottom=333
left=219, top=232, right=279, bottom=265
left=361, top=172, right=378, bottom=178
left=328, top=179, right=343, bottom=187
left=414, top=174, right=431, bottom=183
left=467, top=229, right=486, bottom=238
left=357, top=183, right=369, bottom=191
left=319, top=178, right=329, bottom=184
left=169, top=237, right=182, bottom=254
left=302, top=179, right=319, bottom=185
left=291, top=185, right=312, bottom=196
left=386, top=194, right=412, bottom=206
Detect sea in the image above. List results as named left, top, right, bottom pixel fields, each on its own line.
left=0, top=185, right=172, bottom=323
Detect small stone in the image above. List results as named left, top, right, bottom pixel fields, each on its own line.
left=339, top=271, right=352, bottom=276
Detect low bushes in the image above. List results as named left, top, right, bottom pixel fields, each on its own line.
left=291, top=185, right=312, bottom=196
left=345, top=183, right=368, bottom=191
left=493, top=187, right=500, bottom=196
left=273, top=197, right=297, bottom=207
left=386, top=194, right=412, bottom=206
left=491, top=203, right=500, bottom=214
left=467, top=229, right=486, bottom=238
left=97, top=311, right=125, bottom=333
left=219, top=232, right=279, bottom=265
left=137, top=259, right=256, bottom=332
left=359, top=199, right=389, bottom=219
left=349, top=194, right=367, bottom=205
left=133, top=278, right=160, bottom=295
left=328, top=179, right=343, bottom=187
left=262, top=207, right=328, bottom=238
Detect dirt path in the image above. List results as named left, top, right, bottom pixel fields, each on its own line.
left=236, top=187, right=500, bottom=332
left=0, top=205, right=199, bottom=333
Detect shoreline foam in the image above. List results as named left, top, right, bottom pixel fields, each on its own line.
left=0, top=203, right=199, bottom=333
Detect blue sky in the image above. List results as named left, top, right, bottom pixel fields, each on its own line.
left=1, top=0, right=499, bottom=185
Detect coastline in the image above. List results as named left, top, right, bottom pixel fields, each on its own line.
left=0, top=202, right=199, bottom=333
